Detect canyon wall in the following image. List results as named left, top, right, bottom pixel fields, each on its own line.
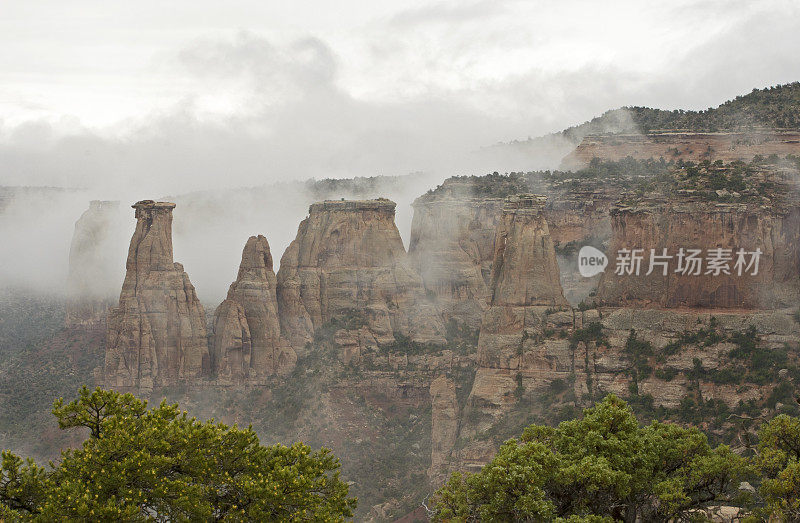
left=562, top=130, right=800, bottom=168
left=408, top=197, right=503, bottom=328
left=211, top=235, right=296, bottom=385
left=104, top=201, right=209, bottom=392
left=276, top=199, right=446, bottom=359
left=596, top=201, right=800, bottom=309
left=65, top=200, right=121, bottom=327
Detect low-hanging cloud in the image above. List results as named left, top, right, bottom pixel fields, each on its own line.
left=2, top=0, right=800, bottom=303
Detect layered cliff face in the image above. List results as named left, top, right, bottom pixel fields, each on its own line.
left=488, top=195, right=569, bottom=309
left=467, top=195, right=570, bottom=411
left=212, top=236, right=296, bottom=384
left=547, top=189, right=613, bottom=305
left=596, top=201, right=800, bottom=309
left=408, top=197, right=503, bottom=328
left=276, top=199, right=445, bottom=357
left=562, top=130, right=800, bottom=169
left=65, top=200, right=122, bottom=327
left=428, top=375, right=460, bottom=483
left=105, top=201, right=209, bottom=392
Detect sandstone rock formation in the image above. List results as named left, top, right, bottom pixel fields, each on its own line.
left=276, top=199, right=445, bottom=357
left=466, top=195, right=570, bottom=417
left=428, top=376, right=460, bottom=482
left=596, top=200, right=800, bottom=309
left=562, top=130, right=800, bottom=169
left=488, top=195, right=570, bottom=309
left=211, top=235, right=296, bottom=384
left=65, top=200, right=122, bottom=327
left=547, top=188, right=613, bottom=305
left=105, top=201, right=209, bottom=392
left=408, top=197, right=503, bottom=328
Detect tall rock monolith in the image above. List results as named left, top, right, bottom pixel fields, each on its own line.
left=276, top=198, right=445, bottom=358
left=104, top=200, right=209, bottom=392
left=211, top=235, right=296, bottom=384
left=65, top=200, right=122, bottom=327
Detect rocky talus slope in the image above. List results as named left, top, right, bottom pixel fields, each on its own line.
left=65, top=200, right=121, bottom=327
left=104, top=201, right=209, bottom=392
left=211, top=235, right=296, bottom=384
left=276, top=199, right=446, bottom=361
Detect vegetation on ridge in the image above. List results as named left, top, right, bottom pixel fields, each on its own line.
left=0, top=387, right=356, bottom=521
left=432, top=394, right=800, bottom=522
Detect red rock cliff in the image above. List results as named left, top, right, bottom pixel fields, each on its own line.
left=596, top=200, right=800, bottom=309
left=562, top=130, right=800, bottom=169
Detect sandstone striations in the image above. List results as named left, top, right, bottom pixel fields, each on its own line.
left=65, top=200, right=122, bottom=327
left=428, top=376, right=459, bottom=482
left=104, top=201, right=208, bottom=392
left=562, top=130, right=800, bottom=168
left=488, top=195, right=569, bottom=309
left=596, top=200, right=800, bottom=309
left=211, top=235, right=296, bottom=384
left=467, top=195, right=570, bottom=416
left=408, top=197, right=503, bottom=328
left=276, top=199, right=445, bottom=358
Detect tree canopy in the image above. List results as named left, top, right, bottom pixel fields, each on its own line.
left=0, top=386, right=356, bottom=521
left=432, top=395, right=751, bottom=522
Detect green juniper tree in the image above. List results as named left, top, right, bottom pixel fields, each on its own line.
left=432, top=395, right=750, bottom=522
left=0, top=386, right=356, bottom=521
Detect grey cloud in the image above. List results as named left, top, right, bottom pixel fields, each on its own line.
left=388, top=0, right=508, bottom=28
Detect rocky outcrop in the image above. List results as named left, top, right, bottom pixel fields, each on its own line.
left=562, top=130, right=800, bottom=169
left=488, top=195, right=569, bottom=309
left=211, top=235, right=296, bottom=384
left=104, top=201, right=209, bottom=392
left=547, top=189, right=613, bottom=305
left=428, top=376, right=459, bottom=482
left=466, top=195, right=570, bottom=414
left=65, top=200, right=121, bottom=327
left=596, top=201, right=800, bottom=309
left=276, top=199, right=445, bottom=357
left=408, top=197, right=503, bottom=328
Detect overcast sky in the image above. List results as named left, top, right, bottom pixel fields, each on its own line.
left=1, top=0, right=799, bottom=193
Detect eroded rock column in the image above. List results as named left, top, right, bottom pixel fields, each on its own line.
left=65, top=200, right=122, bottom=327
left=276, top=198, right=445, bottom=358
left=468, top=195, right=571, bottom=422
left=408, top=197, right=503, bottom=329
left=104, top=200, right=209, bottom=392
left=211, top=235, right=296, bottom=384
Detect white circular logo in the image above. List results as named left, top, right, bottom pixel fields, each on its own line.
left=578, top=246, right=608, bottom=277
